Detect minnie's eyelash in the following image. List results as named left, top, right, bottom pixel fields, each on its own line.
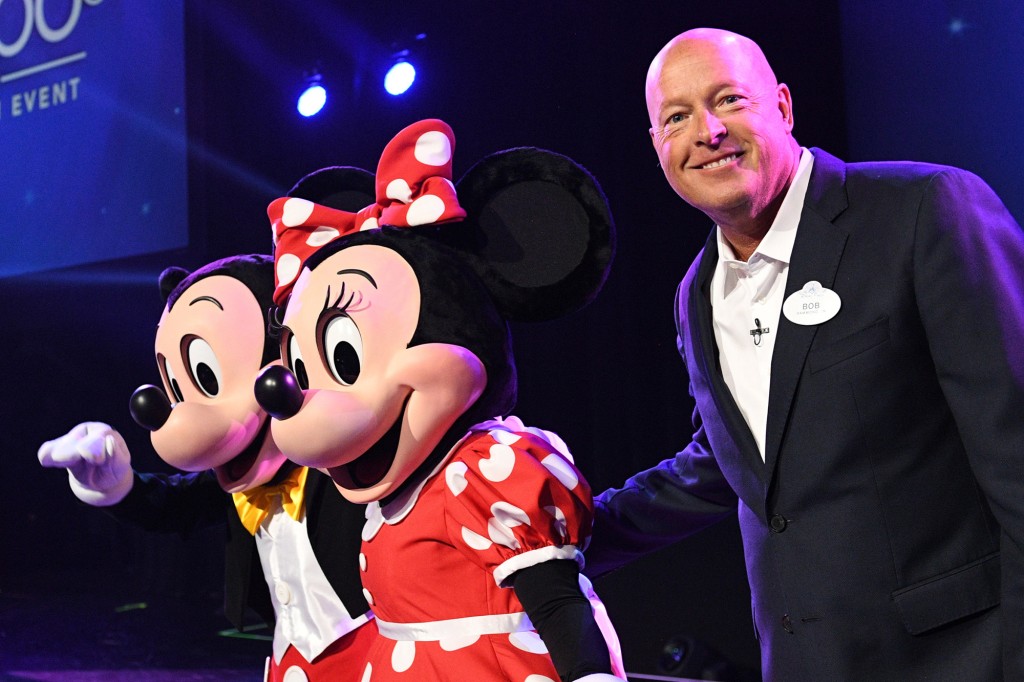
left=323, top=281, right=357, bottom=315
left=267, top=305, right=285, bottom=338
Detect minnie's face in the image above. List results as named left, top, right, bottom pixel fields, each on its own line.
left=152, top=275, right=285, bottom=492
left=272, top=243, right=487, bottom=504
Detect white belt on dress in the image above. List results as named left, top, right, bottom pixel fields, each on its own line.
left=375, top=611, right=535, bottom=641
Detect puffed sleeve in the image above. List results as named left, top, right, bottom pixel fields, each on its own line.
left=440, top=421, right=594, bottom=588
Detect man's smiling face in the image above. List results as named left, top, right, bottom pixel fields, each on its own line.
left=646, top=31, right=798, bottom=232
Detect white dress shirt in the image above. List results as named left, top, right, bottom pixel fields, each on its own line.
left=710, top=148, right=814, bottom=460
left=255, top=498, right=372, bottom=663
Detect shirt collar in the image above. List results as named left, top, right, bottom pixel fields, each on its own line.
left=716, top=147, right=815, bottom=268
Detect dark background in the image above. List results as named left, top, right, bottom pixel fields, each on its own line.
left=4, top=0, right=1022, bottom=678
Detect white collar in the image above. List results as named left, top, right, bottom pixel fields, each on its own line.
left=716, top=147, right=814, bottom=268
left=362, top=416, right=531, bottom=541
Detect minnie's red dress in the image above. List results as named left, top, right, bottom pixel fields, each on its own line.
left=356, top=417, right=621, bottom=681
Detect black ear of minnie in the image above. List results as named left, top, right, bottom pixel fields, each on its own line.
left=449, top=147, right=615, bottom=322
left=158, top=267, right=190, bottom=303
left=287, top=166, right=376, bottom=212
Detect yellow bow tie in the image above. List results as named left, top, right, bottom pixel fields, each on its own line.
left=232, top=466, right=309, bottom=535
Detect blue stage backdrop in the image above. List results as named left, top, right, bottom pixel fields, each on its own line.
left=1, top=0, right=186, bottom=278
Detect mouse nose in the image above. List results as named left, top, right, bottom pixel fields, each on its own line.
left=254, top=365, right=305, bottom=420
left=129, top=384, right=172, bottom=431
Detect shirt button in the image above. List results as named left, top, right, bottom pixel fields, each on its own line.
left=275, top=582, right=291, bottom=605
left=782, top=614, right=794, bottom=634
left=769, top=514, right=788, bottom=533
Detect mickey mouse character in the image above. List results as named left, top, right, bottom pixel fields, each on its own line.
left=39, top=253, right=376, bottom=682
left=254, top=119, right=626, bottom=682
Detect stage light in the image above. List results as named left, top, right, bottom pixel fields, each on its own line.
left=384, top=58, right=416, bottom=96
left=297, top=73, right=327, bottom=117
left=658, top=634, right=751, bottom=681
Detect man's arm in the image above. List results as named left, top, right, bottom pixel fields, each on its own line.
left=912, top=168, right=1024, bottom=676
left=584, top=408, right=737, bottom=579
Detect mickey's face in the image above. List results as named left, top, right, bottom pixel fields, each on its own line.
left=152, top=275, right=285, bottom=492
left=272, top=243, right=487, bottom=504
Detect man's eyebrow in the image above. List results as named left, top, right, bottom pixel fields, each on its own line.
left=189, top=295, right=224, bottom=310
left=337, top=269, right=378, bottom=289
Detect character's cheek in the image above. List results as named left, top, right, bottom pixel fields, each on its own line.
left=389, top=344, right=487, bottom=435
left=150, top=401, right=261, bottom=471
left=376, top=344, right=486, bottom=478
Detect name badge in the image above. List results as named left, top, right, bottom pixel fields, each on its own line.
left=783, top=280, right=841, bottom=326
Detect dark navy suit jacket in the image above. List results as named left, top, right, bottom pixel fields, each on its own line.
left=586, top=149, right=1024, bottom=680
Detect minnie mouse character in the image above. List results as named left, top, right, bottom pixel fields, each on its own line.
left=254, top=119, right=625, bottom=681
left=39, top=252, right=377, bottom=681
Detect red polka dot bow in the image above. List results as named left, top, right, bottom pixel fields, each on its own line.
left=267, top=118, right=467, bottom=305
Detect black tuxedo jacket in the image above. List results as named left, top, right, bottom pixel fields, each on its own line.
left=113, top=467, right=368, bottom=631
left=587, top=149, right=1024, bottom=680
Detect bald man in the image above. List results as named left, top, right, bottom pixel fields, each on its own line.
left=585, top=28, right=1024, bottom=680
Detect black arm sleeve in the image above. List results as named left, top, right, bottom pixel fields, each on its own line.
left=106, top=470, right=227, bottom=535
left=512, top=559, right=613, bottom=681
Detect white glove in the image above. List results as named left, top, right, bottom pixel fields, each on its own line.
left=38, top=422, right=134, bottom=506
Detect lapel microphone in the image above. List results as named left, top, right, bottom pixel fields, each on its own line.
left=750, top=318, right=770, bottom=346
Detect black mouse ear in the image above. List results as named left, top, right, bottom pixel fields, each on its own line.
left=450, top=147, right=615, bottom=322
left=287, top=166, right=376, bottom=212
left=158, top=267, right=190, bottom=303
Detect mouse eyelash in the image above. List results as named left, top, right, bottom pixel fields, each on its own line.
left=323, top=281, right=356, bottom=315
left=267, top=305, right=286, bottom=338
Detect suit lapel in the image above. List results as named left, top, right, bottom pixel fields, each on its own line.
left=762, top=149, right=850, bottom=475
left=690, top=229, right=769, bottom=486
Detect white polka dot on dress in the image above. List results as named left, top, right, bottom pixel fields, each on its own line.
left=391, top=640, right=416, bottom=673
left=414, top=130, right=452, bottom=166
left=359, top=216, right=379, bottom=231
left=543, top=505, right=569, bottom=542
left=487, top=519, right=520, bottom=550
left=487, top=501, right=531, bottom=550
left=281, top=197, right=315, bottom=226
left=523, top=676, right=557, bottom=682
left=479, top=443, right=516, bottom=482
left=276, top=253, right=301, bottom=287
left=492, top=501, right=531, bottom=528
left=509, top=631, right=549, bottom=655
left=490, top=429, right=521, bottom=446
left=359, top=552, right=367, bottom=572
left=541, top=454, right=579, bottom=490
left=282, top=666, right=308, bottom=682
left=405, top=194, right=446, bottom=226
left=461, top=526, right=493, bottom=550
left=360, top=662, right=372, bottom=682
left=362, top=587, right=374, bottom=606
left=445, top=461, right=469, bottom=496
left=386, top=178, right=413, bottom=203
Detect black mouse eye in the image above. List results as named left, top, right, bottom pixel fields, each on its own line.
left=285, top=332, right=309, bottom=390
left=160, top=354, right=185, bottom=404
left=320, top=314, right=362, bottom=386
left=184, top=336, right=222, bottom=398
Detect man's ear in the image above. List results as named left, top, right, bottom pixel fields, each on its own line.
left=777, top=82, right=795, bottom=132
